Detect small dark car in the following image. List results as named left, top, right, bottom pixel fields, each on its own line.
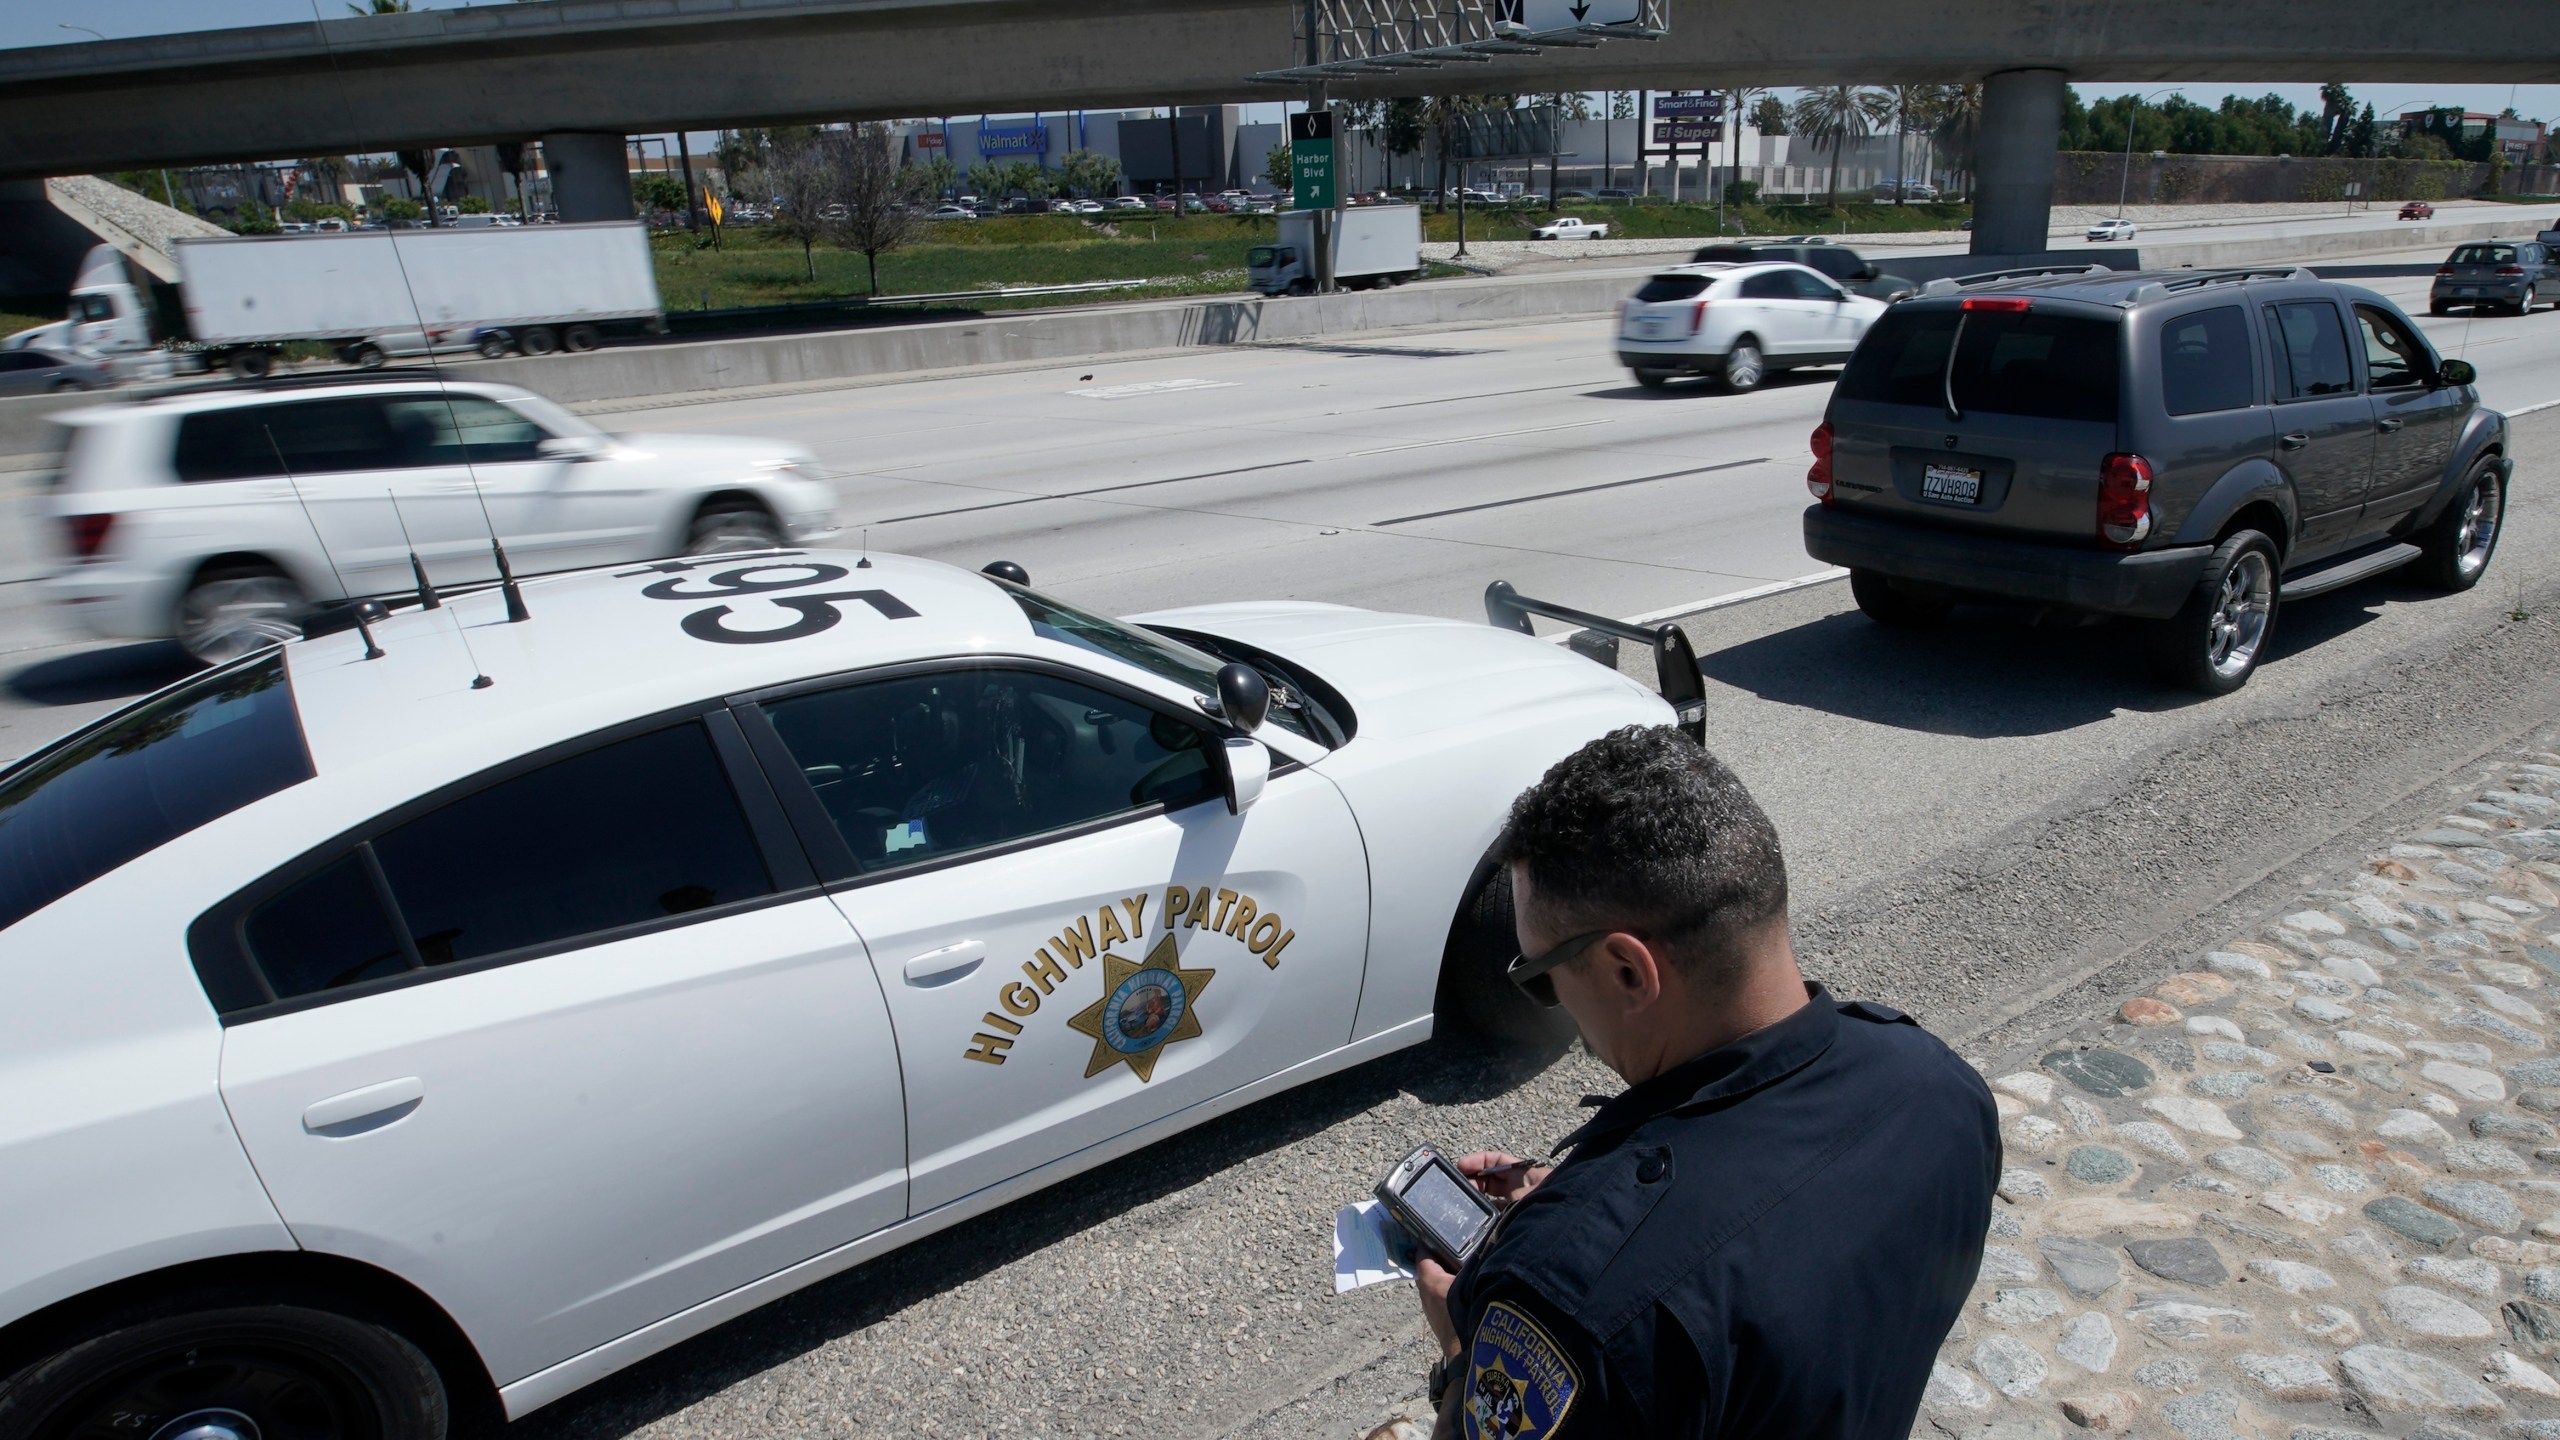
left=1691, top=242, right=1916, bottom=301
left=1803, top=266, right=2509, bottom=693
left=2432, top=240, right=2560, bottom=315
left=0, top=346, right=110, bottom=395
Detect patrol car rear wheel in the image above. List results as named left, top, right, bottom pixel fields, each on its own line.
left=1434, top=865, right=1577, bottom=1052
left=178, top=566, right=308, bottom=666
left=0, top=1296, right=448, bottom=1440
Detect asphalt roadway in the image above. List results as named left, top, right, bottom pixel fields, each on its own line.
left=3, top=243, right=2559, bottom=1439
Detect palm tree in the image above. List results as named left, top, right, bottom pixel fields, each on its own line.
left=1884, top=85, right=1938, bottom=204
left=1788, top=86, right=1891, bottom=208
left=1724, top=86, right=1771, bottom=206
left=1932, top=83, right=1984, bottom=201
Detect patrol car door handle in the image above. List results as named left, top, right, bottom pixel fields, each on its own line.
left=301, top=1077, right=425, bottom=1136
left=2376, top=418, right=2404, bottom=433
left=902, top=940, right=987, bottom=986
left=2278, top=432, right=2310, bottom=451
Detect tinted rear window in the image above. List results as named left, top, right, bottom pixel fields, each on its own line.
left=1836, top=306, right=2119, bottom=423
left=2450, top=245, right=2517, bottom=266
left=1634, top=274, right=1713, bottom=302
left=2159, top=306, right=2255, bottom=416
left=0, top=655, right=310, bottom=933
left=175, top=397, right=399, bottom=482
left=1690, top=245, right=1756, bottom=264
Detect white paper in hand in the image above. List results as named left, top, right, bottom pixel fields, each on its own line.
left=1333, top=1198, right=1418, bottom=1294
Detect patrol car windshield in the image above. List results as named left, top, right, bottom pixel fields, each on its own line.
left=0, top=653, right=311, bottom=934
left=1002, top=584, right=1317, bottom=742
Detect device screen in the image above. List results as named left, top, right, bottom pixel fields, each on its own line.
left=1405, top=1161, right=1492, bottom=1257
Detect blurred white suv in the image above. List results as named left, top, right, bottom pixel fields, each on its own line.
left=42, top=378, right=838, bottom=663
left=1615, top=261, right=1889, bottom=392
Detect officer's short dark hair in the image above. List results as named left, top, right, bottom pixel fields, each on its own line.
left=1494, top=725, right=1789, bottom=989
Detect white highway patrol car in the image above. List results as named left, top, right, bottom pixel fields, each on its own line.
left=0, top=550, right=1679, bottom=1439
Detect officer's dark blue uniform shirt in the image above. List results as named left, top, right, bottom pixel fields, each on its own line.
left=1445, top=984, right=1999, bottom=1440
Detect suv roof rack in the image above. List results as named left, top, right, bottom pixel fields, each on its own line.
left=1917, top=264, right=2113, bottom=295
left=2122, top=266, right=2319, bottom=304
left=130, top=366, right=478, bottom=403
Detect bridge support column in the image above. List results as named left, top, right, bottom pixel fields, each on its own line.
left=1971, top=68, right=2065, bottom=257
left=542, top=132, right=633, bottom=222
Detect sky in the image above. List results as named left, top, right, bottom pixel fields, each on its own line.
left=7, top=2, right=2555, bottom=137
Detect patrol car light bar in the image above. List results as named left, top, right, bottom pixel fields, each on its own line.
left=1483, top=580, right=1705, bottom=742
left=1247, top=0, right=1666, bottom=85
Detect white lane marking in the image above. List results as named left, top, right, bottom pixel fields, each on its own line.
left=1347, top=418, right=1611, bottom=457
left=1537, top=569, right=1851, bottom=644
left=1068, top=378, right=1238, bottom=399
left=2510, top=398, right=2560, bottom=417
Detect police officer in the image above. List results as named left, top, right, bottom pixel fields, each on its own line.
left=1416, top=726, right=1998, bottom=1440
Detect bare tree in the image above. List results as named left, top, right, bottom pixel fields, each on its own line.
left=835, top=122, right=924, bottom=296
left=750, top=133, right=844, bottom=283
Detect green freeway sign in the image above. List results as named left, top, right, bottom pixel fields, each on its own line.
left=1290, top=110, right=1336, bottom=210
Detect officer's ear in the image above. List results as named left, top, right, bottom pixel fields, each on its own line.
left=1589, top=932, right=1667, bottom=1011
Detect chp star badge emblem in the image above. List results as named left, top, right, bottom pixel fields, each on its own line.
left=1067, top=933, right=1214, bottom=1082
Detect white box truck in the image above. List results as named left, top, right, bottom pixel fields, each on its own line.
left=1248, top=205, right=1424, bottom=295
left=17, top=222, right=663, bottom=379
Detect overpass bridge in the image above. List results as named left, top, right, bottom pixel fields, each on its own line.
left=1, top=0, right=2554, bottom=261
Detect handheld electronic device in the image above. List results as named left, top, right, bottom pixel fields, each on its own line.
left=1374, top=1144, right=1501, bottom=1268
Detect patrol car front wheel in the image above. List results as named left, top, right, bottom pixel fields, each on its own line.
left=1434, top=866, right=1577, bottom=1052
left=0, top=1297, right=449, bottom=1440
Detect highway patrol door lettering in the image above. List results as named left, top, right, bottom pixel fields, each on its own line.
left=760, top=667, right=1369, bottom=1214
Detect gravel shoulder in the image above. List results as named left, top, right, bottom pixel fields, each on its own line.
left=508, top=422, right=2560, bottom=1440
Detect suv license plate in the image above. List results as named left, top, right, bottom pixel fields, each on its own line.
left=1922, top=464, right=1983, bottom=504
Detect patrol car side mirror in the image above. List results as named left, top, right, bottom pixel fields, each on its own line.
left=1221, top=737, right=1269, bottom=815
left=1212, top=662, right=1269, bottom=734
left=2437, top=358, right=2477, bottom=387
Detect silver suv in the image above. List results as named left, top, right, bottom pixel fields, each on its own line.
left=1803, top=266, right=2509, bottom=693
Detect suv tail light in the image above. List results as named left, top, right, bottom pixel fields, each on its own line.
left=1806, top=422, right=1835, bottom=502
left=2097, top=454, right=2153, bottom=547
left=65, top=513, right=115, bottom=560
left=1689, top=299, right=1712, bottom=335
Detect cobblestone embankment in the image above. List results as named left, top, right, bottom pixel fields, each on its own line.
left=1931, top=742, right=2560, bottom=1440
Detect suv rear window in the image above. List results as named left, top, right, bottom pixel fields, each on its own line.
left=1634, top=274, right=1713, bottom=302
left=2160, top=306, right=2255, bottom=416
left=0, top=655, right=310, bottom=933
left=175, top=397, right=399, bottom=482
left=1690, top=245, right=1757, bottom=264
left=1836, top=306, right=2120, bottom=423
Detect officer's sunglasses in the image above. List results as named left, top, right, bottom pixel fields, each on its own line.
left=1505, top=931, right=1611, bottom=1008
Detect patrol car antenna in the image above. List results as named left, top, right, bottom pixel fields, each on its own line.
left=264, top=424, right=382, bottom=660
left=460, top=476, right=535, bottom=622
left=858, top=527, right=871, bottom=568
left=385, top=490, right=441, bottom=610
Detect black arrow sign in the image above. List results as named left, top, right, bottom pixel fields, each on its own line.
left=1569, top=0, right=1589, bottom=16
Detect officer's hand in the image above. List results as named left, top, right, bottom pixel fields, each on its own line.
left=1455, top=1151, right=1552, bottom=1206
left=1416, top=1254, right=1464, bottom=1360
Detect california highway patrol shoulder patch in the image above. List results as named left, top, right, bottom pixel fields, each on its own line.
left=1464, top=1300, right=1579, bottom=1439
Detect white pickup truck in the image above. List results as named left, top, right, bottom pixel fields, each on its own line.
left=1533, top=216, right=1611, bottom=240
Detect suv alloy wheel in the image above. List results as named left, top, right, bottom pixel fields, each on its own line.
left=178, top=565, right=308, bottom=665
left=2146, top=530, right=2279, bottom=694
left=2413, top=460, right=2505, bottom=591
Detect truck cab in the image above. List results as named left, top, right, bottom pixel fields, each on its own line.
left=1247, top=242, right=1313, bottom=296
